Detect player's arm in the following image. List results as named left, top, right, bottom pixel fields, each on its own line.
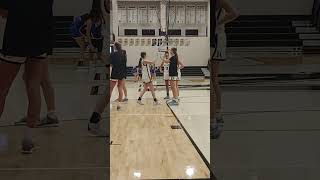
left=219, top=0, right=239, bottom=25
left=178, top=58, right=185, bottom=69
left=160, top=57, right=165, bottom=67
left=109, top=65, right=112, bottom=76
left=143, top=59, right=155, bottom=65
left=159, top=60, right=164, bottom=73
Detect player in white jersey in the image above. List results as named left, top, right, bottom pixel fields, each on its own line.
left=137, top=52, right=160, bottom=105
left=210, top=0, right=239, bottom=139
left=160, top=51, right=170, bottom=99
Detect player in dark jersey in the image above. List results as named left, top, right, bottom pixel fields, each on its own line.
left=163, top=48, right=183, bottom=106
left=88, top=42, right=126, bottom=136
left=0, top=0, right=55, bottom=153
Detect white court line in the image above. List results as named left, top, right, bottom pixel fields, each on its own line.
left=0, top=167, right=110, bottom=171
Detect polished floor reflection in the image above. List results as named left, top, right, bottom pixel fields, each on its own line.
left=110, top=97, right=210, bottom=179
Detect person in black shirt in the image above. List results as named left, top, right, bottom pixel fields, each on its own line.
left=163, top=48, right=183, bottom=106
left=114, top=50, right=128, bottom=102
left=0, top=0, right=55, bottom=154
left=88, top=42, right=127, bottom=136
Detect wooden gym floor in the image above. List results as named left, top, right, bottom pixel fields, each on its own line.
left=110, top=100, right=210, bottom=180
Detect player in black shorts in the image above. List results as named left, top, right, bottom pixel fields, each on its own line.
left=163, top=48, right=183, bottom=106
left=114, top=50, right=128, bottom=102
left=0, top=0, right=55, bottom=153
left=88, top=42, right=127, bottom=136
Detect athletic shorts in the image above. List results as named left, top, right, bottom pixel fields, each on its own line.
left=211, top=33, right=227, bottom=61
left=163, top=72, right=169, bottom=81
left=0, top=53, right=47, bottom=64
left=110, top=78, right=125, bottom=82
left=169, top=76, right=179, bottom=81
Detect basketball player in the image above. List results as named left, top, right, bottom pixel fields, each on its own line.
left=137, top=52, right=160, bottom=105
left=0, top=0, right=55, bottom=153
left=70, top=9, right=104, bottom=66
left=163, top=48, right=183, bottom=106
left=90, top=0, right=108, bottom=63
left=132, top=63, right=143, bottom=92
left=88, top=42, right=126, bottom=136
left=160, top=51, right=170, bottom=99
left=210, top=0, right=239, bottom=139
left=115, top=50, right=128, bottom=102
left=87, top=0, right=111, bottom=137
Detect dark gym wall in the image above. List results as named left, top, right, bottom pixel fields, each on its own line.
left=229, top=0, right=314, bottom=15
left=53, top=0, right=92, bottom=16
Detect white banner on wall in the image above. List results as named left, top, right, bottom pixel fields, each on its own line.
left=127, top=6, right=138, bottom=23
left=169, top=5, right=176, bottom=25
left=186, top=5, right=196, bottom=24
left=138, top=6, right=148, bottom=24
left=148, top=6, right=159, bottom=24
left=196, top=5, right=206, bottom=24
left=176, top=5, right=186, bottom=24
left=118, top=5, right=127, bottom=23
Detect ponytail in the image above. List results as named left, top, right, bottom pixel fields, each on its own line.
left=171, top=47, right=178, bottom=60
left=138, top=58, right=142, bottom=69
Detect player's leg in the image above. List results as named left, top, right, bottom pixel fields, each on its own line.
left=176, top=80, right=180, bottom=101
left=123, top=81, right=128, bottom=102
left=137, top=83, right=147, bottom=105
left=0, top=60, right=21, bottom=117
left=168, top=79, right=179, bottom=105
left=21, top=58, right=45, bottom=153
left=24, top=59, right=44, bottom=127
left=149, top=83, right=159, bottom=105
left=38, top=60, right=58, bottom=125
left=164, top=80, right=170, bottom=99
left=117, top=79, right=124, bottom=103
left=74, top=37, right=86, bottom=66
left=88, top=80, right=115, bottom=136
